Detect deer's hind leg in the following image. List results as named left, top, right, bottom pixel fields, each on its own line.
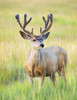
left=61, top=64, right=66, bottom=82
left=58, top=56, right=66, bottom=82
left=58, top=64, right=66, bottom=82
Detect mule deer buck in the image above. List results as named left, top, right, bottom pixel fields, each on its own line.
left=15, top=13, right=67, bottom=89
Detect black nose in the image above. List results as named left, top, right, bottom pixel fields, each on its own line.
left=40, top=44, right=44, bottom=48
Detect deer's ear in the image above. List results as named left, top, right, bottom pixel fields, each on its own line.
left=19, top=31, right=32, bottom=39
left=42, top=32, right=50, bottom=40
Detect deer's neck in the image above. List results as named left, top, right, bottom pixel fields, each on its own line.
left=28, top=48, right=41, bottom=66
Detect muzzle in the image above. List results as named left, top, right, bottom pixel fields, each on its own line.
left=40, top=44, right=44, bottom=48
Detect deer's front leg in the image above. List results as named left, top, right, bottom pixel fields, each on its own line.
left=52, top=73, right=56, bottom=85
left=39, top=76, right=45, bottom=92
left=39, top=70, right=46, bottom=91
left=50, top=72, right=56, bottom=86
left=29, top=76, right=34, bottom=85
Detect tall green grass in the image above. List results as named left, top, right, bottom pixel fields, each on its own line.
left=0, top=0, right=77, bottom=100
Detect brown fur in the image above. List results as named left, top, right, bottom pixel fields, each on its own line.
left=25, top=46, right=67, bottom=86
left=15, top=13, right=67, bottom=90
left=49, top=46, right=67, bottom=80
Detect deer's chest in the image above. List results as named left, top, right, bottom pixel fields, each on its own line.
left=28, top=50, right=40, bottom=67
left=26, top=63, right=43, bottom=77
left=25, top=50, right=43, bottom=77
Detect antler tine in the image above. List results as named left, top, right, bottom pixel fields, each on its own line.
left=42, top=15, right=49, bottom=29
left=23, top=14, right=32, bottom=29
left=42, top=16, right=46, bottom=28
left=49, top=13, right=53, bottom=26
left=23, top=14, right=33, bottom=34
left=40, top=27, right=42, bottom=33
left=23, top=14, right=27, bottom=29
left=15, top=14, right=22, bottom=28
left=46, top=15, right=50, bottom=27
left=15, top=13, right=34, bottom=36
left=40, top=13, right=53, bottom=34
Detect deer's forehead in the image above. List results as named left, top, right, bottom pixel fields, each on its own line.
left=34, top=36, right=42, bottom=40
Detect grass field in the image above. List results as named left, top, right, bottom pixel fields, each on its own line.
left=0, top=0, right=77, bottom=100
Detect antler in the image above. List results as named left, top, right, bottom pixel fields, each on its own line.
left=40, top=13, right=53, bottom=34
left=15, top=13, right=34, bottom=36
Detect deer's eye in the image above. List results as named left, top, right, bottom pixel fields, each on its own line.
left=33, top=39, right=36, bottom=41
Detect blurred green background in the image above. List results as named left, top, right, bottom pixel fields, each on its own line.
left=0, top=0, right=77, bottom=100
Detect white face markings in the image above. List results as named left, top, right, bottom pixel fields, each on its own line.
left=30, top=36, right=44, bottom=49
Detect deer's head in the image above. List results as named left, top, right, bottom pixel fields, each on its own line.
left=15, top=13, right=53, bottom=49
